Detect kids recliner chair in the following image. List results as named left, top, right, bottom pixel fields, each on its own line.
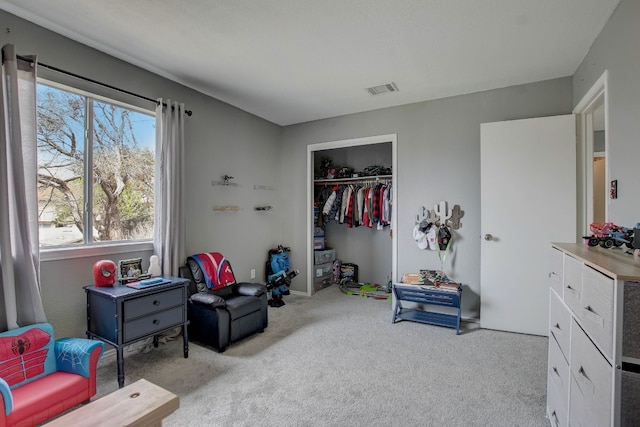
left=180, top=252, right=268, bottom=352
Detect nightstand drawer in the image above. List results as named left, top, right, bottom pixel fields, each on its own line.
left=123, top=288, right=184, bottom=321
left=579, top=265, right=614, bottom=360
left=549, top=288, right=571, bottom=361
left=123, top=306, right=184, bottom=342
left=570, top=319, right=612, bottom=427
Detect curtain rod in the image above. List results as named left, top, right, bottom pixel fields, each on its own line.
left=17, top=54, right=192, bottom=116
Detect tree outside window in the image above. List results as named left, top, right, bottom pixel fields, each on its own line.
left=37, top=83, right=155, bottom=247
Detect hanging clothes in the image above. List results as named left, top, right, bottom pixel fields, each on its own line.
left=317, top=180, right=392, bottom=230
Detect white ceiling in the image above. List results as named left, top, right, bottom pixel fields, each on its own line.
left=1, top=0, right=620, bottom=126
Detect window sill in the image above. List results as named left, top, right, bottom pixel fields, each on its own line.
left=40, top=241, right=154, bottom=262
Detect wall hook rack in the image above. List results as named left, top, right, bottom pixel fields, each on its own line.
left=416, top=201, right=464, bottom=230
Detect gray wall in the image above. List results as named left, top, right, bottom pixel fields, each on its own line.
left=2, top=10, right=283, bottom=338
left=282, top=78, right=573, bottom=317
left=573, top=0, right=640, bottom=227
left=3, top=0, right=638, bottom=333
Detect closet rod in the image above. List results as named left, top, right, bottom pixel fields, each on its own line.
left=17, top=54, right=193, bottom=116
left=314, top=176, right=392, bottom=185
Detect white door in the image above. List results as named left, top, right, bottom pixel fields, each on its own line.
left=480, top=115, right=576, bottom=335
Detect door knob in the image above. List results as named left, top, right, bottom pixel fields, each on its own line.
left=484, top=234, right=493, bottom=241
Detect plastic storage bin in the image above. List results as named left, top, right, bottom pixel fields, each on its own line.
left=314, top=249, right=336, bottom=265
left=313, top=275, right=333, bottom=291
left=314, top=262, right=333, bottom=278
left=314, top=236, right=325, bottom=250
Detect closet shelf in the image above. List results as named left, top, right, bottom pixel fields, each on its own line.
left=314, top=175, right=392, bottom=184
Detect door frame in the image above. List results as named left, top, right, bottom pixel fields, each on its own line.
left=574, top=70, right=609, bottom=237
left=306, top=134, right=398, bottom=296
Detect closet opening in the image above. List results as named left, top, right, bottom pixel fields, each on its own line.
left=306, top=134, right=398, bottom=296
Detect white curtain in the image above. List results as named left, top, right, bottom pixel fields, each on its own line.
left=153, top=99, right=186, bottom=277
left=0, top=44, right=47, bottom=331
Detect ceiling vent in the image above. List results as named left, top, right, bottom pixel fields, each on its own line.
left=366, top=82, right=399, bottom=96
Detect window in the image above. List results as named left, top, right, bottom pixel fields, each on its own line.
left=36, top=82, right=156, bottom=248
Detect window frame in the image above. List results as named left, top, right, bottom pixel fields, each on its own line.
left=36, top=74, right=157, bottom=260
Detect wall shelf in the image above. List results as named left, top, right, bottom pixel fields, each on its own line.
left=254, top=184, right=276, bottom=190
left=212, top=205, right=242, bottom=211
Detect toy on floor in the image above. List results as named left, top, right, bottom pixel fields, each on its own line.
left=332, top=259, right=342, bottom=283
left=266, top=245, right=299, bottom=307
left=338, top=281, right=391, bottom=300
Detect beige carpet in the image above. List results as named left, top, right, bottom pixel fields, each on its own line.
left=94, top=285, right=549, bottom=426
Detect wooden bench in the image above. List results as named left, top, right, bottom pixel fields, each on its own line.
left=46, top=379, right=179, bottom=427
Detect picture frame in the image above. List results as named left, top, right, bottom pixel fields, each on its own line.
left=118, top=257, right=150, bottom=283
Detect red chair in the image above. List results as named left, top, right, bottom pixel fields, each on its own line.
left=0, top=322, right=104, bottom=427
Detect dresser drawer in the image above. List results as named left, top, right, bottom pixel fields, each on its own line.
left=547, top=335, right=569, bottom=412
left=579, top=265, right=614, bottom=360
left=549, top=247, right=564, bottom=297
left=549, top=289, right=571, bottom=361
left=547, top=375, right=567, bottom=427
left=123, top=306, right=184, bottom=342
left=568, top=375, right=594, bottom=427
left=123, top=288, right=184, bottom=321
left=562, top=255, right=582, bottom=314
left=570, top=320, right=612, bottom=427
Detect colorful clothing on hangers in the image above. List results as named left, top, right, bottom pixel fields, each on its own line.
left=314, top=180, right=392, bottom=230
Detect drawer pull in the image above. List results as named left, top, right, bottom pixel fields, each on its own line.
left=550, top=410, right=559, bottom=427
left=565, top=285, right=579, bottom=297
left=576, top=366, right=595, bottom=394
left=153, top=319, right=160, bottom=325
left=550, top=366, right=563, bottom=388
left=153, top=300, right=160, bottom=306
left=551, top=323, right=564, bottom=337
left=583, top=306, right=605, bottom=327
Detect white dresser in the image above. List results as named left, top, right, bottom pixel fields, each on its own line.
left=547, top=243, right=640, bottom=426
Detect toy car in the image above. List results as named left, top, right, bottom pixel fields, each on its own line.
left=583, top=222, right=636, bottom=249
